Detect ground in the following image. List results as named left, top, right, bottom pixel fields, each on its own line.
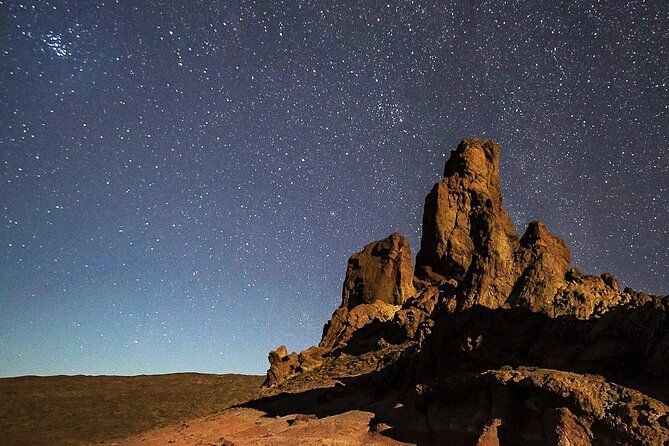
left=0, top=373, right=263, bottom=445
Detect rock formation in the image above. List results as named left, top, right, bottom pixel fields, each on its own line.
left=342, top=232, right=415, bottom=309
left=263, top=346, right=299, bottom=388
left=415, top=138, right=519, bottom=310
left=320, top=232, right=415, bottom=352
left=265, top=233, right=415, bottom=386
left=260, top=138, right=668, bottom=445
left=413, top=138, right=643, bottom=318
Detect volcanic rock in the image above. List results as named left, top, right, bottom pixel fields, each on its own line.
left=413, top=139, right=581, bottom=314
left=342, top=232, right=415, bottom=309
left=263, top=345, right=300, bottom=388
left=319, top=301, right=401, bottom=352
left=413, top=138, right=652, bottom=320
left=415, top=138, right=519, bottom=310
left=319, top=232, right=415, bottom=351
left=508, top=220, right=572, bottom=313
left=419, top=367, right=669, bottom=446
left=260, top=138, right=668, bottom=444
left=418, top=301, right=668, bottom=388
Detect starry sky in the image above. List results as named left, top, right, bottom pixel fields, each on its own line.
left=1, top=1, right=667, bottom=377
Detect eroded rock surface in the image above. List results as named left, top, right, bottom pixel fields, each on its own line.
left=261, top=138, right=668, bottom=444
left=342, top=232, right=416, bottom=309
left=415, top=138, right=519, bottom=310
left=418, top=367, right=669, bottom=446
left=319, top=232, right=415, bottom=353
left=263, top=345, right=300, bottom=388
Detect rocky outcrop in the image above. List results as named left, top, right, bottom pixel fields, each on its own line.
left=342, top=232, right=415, bottom=309
left=508, top=220, right=572, bottom=313
left=319, top=232, right=415, bottom=352
left=319, top=301, right=401, bottom=351
left=414, top=138, right=652, bottom=320
left=418, top=367, right=669, bottom=446
left=263, top=345, right=328, bottom=388
left=418, top=302, right=669, bottom=388
left=412, top=138, right=575, bottom=313
left=415, top=138, right=519, bottom=309
left=263, top=346, right=300, bottom=388
left=265, top=233, right=416, bottom=386
left=261, top=138, right=668, bottom=444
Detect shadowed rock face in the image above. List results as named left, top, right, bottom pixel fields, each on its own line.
left=261, top=138, right=668, bottom=445
left=416, top=367, right=669, bottom=446
left=419, top=303, right=669, bottom=386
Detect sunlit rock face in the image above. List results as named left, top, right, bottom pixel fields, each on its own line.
left=341, top=232, right=416, bottom=309
left=414, top=138, right=646, bottom=319
left=415, top=138, right=520, bottom=310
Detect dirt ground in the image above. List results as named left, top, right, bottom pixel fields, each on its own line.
left=100, top=405, right=413, bottom=446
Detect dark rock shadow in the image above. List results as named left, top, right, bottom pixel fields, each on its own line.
left=243, top=357, right=438, bottom=445
left=420, top=301, right=669, bottom=404
left=336, top=319, right=407, bottom=356
left=244, top=302, right=668, bottom=445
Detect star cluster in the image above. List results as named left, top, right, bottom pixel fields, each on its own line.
left=1, top=0, right=667, bottom=376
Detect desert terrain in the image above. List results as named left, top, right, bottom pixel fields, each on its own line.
left=0, top=373, right=263, bottom=445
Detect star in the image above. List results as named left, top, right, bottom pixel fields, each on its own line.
left=0, top=0, right=666, bottom=377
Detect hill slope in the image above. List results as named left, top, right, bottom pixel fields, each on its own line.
left=0, top=373, right=263, bottom=445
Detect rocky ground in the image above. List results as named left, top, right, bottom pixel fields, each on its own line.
left=99, top=405, right=412, bottom=446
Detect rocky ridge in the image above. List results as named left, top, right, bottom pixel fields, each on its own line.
left=260, top=138, right=668, bottom=445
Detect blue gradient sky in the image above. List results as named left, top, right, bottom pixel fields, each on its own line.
left=1, top=0, right=667, bottom=376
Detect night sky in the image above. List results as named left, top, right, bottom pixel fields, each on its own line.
left=1, top=1, right=667, bottom=377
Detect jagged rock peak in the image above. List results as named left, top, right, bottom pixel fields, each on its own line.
left=341, top=232, right=415, bottom=309
left=414, top=138, right=651, bottom=318
left=442, top=138, right=503, bottom=197
left=319, top=232, right=415, bottom=352
left=260, top=137, right=668, bottom=445
left=415, top=138, right=519, bottom=309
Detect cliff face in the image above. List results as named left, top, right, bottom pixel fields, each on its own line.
left=415, top=138, right=519, bottom=310
left=341, top=232, right=415, bottom=310
left=261, top=138, right=669, bottom=445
